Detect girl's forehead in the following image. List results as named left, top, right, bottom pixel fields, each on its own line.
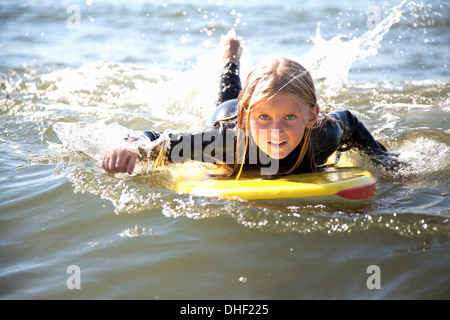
left=250, top=94, right=307, bottom=113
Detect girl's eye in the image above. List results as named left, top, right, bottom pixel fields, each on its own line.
left=285, top=114, right=296, bottom=120
left=259, top=114, right=270, bottom=120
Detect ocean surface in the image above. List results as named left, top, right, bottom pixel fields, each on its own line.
left=1, top=0, right=449, bottom=300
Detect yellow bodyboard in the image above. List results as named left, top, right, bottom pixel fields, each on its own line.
left=170, top=161, right=376, bottom=201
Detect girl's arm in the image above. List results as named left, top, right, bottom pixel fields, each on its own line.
left=312, top=110, right=400, bottom=170
left=329, top=110, right=387, bottom=151
left=144, top=126, right=236, bottom=165
left=327, top=110, right=401, bottom=170
left=102, top=125, right=235, bottom=175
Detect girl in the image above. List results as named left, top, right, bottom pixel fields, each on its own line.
left=102, top=38, right=398, bottom=177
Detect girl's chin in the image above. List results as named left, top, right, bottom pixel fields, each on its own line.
left=268, top=154, right=287, bottom=160
left=265, top=143, right=290, bottom=159
left=265, top=150, right=290, bottom=160
left=267, top=147, right=291, bottom=159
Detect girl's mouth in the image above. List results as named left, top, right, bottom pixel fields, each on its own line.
left=268, top=141, right=288, bottom=148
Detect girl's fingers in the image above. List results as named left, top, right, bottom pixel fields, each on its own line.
left=108, top=152, right=118, bottom=173
left=116, top=152, right=129, bottom=173
left=102, top=147, right=138, bottom=174
left=126, top=153, right=137, bottom=175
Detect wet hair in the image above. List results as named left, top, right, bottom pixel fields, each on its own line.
left=231, top=57, right=321, bottom=179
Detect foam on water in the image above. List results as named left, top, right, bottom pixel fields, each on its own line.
left=396, top=137, right=450, bottom=177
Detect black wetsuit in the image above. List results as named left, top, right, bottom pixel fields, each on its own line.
left=143, top=62, right=397, bottom=173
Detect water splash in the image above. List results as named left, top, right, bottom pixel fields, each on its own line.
left=53, top=121, right=135, bottom=163
left=396, top=137, right=450, bottom=178
left=38, top=61, right=217, bottom=131
left=299, top=0, right=407, bottom=92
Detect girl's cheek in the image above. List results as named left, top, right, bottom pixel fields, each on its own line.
left=249, top=131, right=261, bottom=150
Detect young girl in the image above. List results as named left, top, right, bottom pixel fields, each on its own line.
left=102, top=38, right=397, bottom=177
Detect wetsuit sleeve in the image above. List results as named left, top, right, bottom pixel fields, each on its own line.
left=329, top=110, right=387, bottom=152
left=144, top=127, right=236, bottom=164
left=313, top=110, right=400, bottom=170
left=143, top=130, right=161, bottom=141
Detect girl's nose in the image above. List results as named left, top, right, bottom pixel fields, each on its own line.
left=270, top=119, right=284, bottom=132
left=269, top=124, right=283, bottom=140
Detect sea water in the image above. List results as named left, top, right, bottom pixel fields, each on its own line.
left=0, top=0, right=449, bottom=299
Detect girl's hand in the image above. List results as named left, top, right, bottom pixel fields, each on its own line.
left=102, top=144, right=138, bottom=175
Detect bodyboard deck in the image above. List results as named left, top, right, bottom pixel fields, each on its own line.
left=171, top=164, right=376, bottom=201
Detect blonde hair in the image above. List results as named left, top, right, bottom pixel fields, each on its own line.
left=232, top=57, right=318, bottom=179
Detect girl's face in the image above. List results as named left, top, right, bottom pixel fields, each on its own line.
left=248, top=94, right=319, bottom=160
